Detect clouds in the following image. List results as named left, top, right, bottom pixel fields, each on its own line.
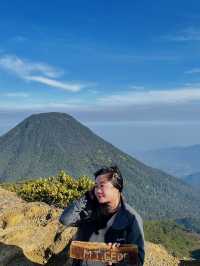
left=0, top=55, right=85, bottom=92
left=1, top=84, right=200, bottom=125
left=1, top=77, right=200, bottom=111
left=27, top=76, right=85, bottom=92
left=0, top=55, right=61, bottom=78
left=98, top=87, right=200, bottom=106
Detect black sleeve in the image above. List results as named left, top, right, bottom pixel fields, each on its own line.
left=59, top=196, right=88, bottom=226
left=127, top=216, right=145, bottom=266
left=59, top=193, right=96, bottom=226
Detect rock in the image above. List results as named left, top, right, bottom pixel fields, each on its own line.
left=0, top=187, right=179, bottom=265
left=0, top=187, right=77, bottom=265
left=144, top=242, right=179, bottom=266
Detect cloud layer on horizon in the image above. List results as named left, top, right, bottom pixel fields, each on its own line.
left=1, top=85, right=200, bottom=111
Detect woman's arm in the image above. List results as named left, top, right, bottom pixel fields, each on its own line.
left=59, top=196, right=88, bottom=226
left=59, top=190, right=96, bottom=226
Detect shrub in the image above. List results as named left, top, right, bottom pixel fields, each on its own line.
left=1, top=170, right=94, bottom=208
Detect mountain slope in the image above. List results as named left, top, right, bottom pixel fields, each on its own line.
left=183, top=172, right=200, bottom=189
left=135, top=145, right=200, bottom=178
left=176, top=217, right=200, bottom=235
left=144, top=220, right=200, bottom=259
left=0, top=112, right=200, bottom=220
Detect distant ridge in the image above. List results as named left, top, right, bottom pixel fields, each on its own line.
left=0, top=112, right=200, bottom=220
left=135, top=145, right=200, bottom=177
left=183, top=172, right=200, bottom=189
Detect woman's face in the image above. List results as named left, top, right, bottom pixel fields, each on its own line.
left=94, top=174, right=120, bottom=204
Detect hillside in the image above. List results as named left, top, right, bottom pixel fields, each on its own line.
left=176, top=217, right=200, bottom=235
left=135, top=145, right=200, bottom=178
left=0, top=112, right=200, bottom=220
left=183, top=172, right=200, bottom=189
left=144, top=220, right=200, bottom=259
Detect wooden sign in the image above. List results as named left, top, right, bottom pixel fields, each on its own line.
left=70, top=241, right=138, bottom=265
left=179, top=260, right=200, bottom=266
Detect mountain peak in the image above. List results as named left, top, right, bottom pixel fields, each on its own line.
left=20, top=112, right=79, bottom=130
left=26, top=112, right=76, bottom=121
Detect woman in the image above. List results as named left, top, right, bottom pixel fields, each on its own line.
left=59, top=166, right=145, bottom=265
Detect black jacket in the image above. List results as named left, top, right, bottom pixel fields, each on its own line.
left=59, top=193, right=145, bottom=265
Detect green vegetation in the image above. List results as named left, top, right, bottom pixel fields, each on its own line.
left=176, top=217, right=200, bottom=234
left=1, top=170, right=94, bottom=208
left=144, top=220, right=200, bottom=259
left=184, top=172, right=200, bottom=189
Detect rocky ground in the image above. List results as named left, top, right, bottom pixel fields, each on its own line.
left=0, top=187, right=180, bottom=266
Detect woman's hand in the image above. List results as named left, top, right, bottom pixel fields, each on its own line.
left=106, top=243, right=120, bottom=266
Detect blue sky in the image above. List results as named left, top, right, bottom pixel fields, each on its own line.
left=1, top=0, right=200, bottom=152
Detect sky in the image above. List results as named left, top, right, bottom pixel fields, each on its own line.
left=1, top=0, right=200, bottom=152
